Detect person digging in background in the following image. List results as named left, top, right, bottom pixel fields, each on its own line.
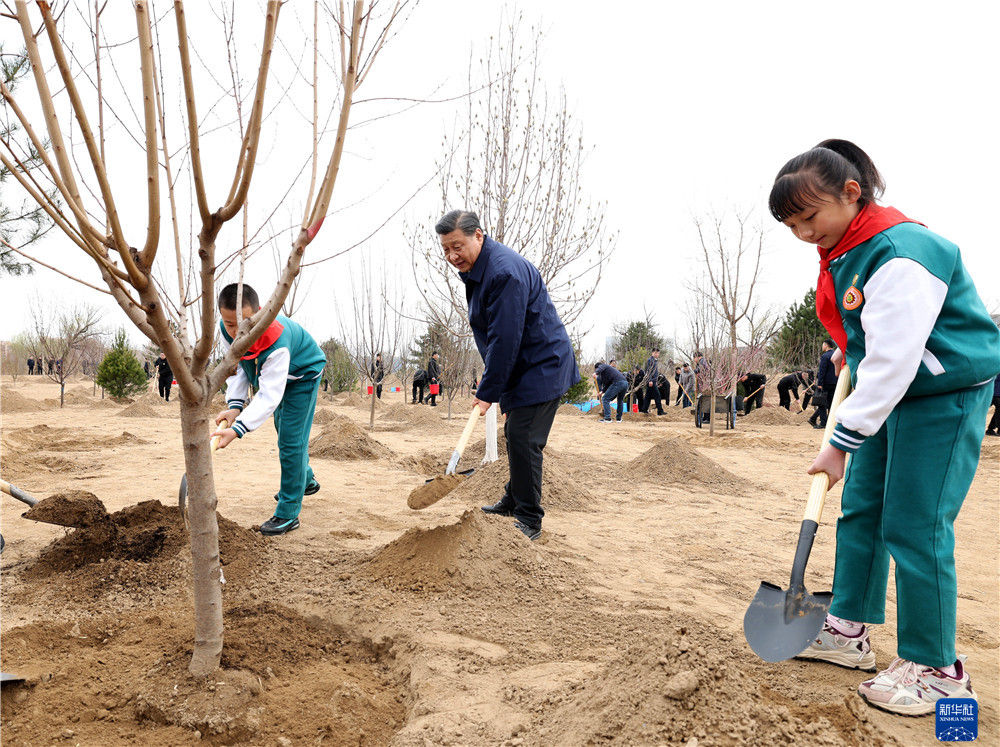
left=737, top=371, right=766, bottom=415
left=593, top=361, right=628, bottom=422
left=210, top=283, right=327, bottom=536
left=812, top=339, right=838, bottom=428
left=640, top=348, right=664, bottom=415
left=436, top=209, right=578, bottom=541
left=770, top=138, right=1000, bottom=716
left=777, top=369, right=813, bottom=411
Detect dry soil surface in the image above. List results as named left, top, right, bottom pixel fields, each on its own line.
left=1, top=376, right=997, bottom=746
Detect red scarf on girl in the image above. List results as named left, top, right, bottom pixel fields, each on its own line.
left=241, top=320, right=284, bottom=361
left=816, top=204, right=920, bottom=352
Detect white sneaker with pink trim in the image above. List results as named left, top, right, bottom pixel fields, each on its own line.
left=796, top=621, right=877, bottom=671
left=858, top=655, right=977, bottom=716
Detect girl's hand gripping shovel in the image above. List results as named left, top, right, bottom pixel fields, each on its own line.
left=743, top=365, right=852, bottom=662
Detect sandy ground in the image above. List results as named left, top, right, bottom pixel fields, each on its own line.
left=1, top=374, right=997, bottom=746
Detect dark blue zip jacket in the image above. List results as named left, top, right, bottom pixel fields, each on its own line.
left=460, top=235, right=579, bottom=411
left=817, top=349, right=837, bottom=392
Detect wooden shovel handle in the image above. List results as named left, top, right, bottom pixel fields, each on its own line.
left=803, top=365, right=852, bottom=524
left=0, top=479, right=38, bottom=507
left=454, top=407, right=481, bottom=458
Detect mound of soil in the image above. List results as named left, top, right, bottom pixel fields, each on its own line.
left=365, top=509, right=563, bottom=592
left=448, top=451, right=593, bottom=511
left=25, top=500, right=265, bottom=592
left=311, top=407, right=336, bottom=424
left=0, top=389, right=53, bottom=413
left=338, top=392, right=381, bottom=409
left=379, top=402, right=446, bottom=428
left=743, top=405, right=805, bottom=425
left=557, top=403, right=586, bottom=417
left=309, top=416, right=392, bottom=460
left=118, top=400, right=163, bottom=418
left=465, top=428, right=508, bottom=463
left=395, top=450, right=447, bottom=476
left=539, top=625, right=893, bottom=746
left=625, top=437, right=756, bottom=493
left=1, top=604, right=406, bottom=747
left=5, top=424, right=148, bottom=452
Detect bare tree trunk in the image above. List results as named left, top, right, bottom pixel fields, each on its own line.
left=180, top=396, right=224, bottom=676
left=369, top=384, right=376, bottom=429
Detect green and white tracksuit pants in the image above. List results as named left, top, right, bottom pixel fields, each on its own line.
left=829, top=382, right=992, bottom=667
left=273, top=377, right=321, bottom=521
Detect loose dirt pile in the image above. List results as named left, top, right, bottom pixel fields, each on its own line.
left=395, top=450, right=446, bottom=475
left=625, top=436, right=756, bottom=493
left=539, top=624, right=895, bottom=746
left=5, top=424, right=149, bottom=452
left=311, top=407, right=336, bottom=424
left=448, top=450, right=593, bottom=511
left=21, top=499, right=265, bottom=596
left=309, top=415, right=392, bottom=460
left=557, top=403, right=586, bottom=417
left=118, top=400, right=164, bottom=418
left=1, top=388, right=54, bottom=413
left=365, top=508, right=564, bottom=592
left=407, top=474, right=466, bottom=509
left=338, top=392, right=379, bottom=409
left=379, top=402, right=447, bottom=428
left=22, top=490, right=109, bottom=527
left=743, top=405, right=806, bottom=425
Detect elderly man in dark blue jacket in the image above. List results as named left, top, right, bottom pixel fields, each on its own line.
left=436, top=209, right=579, bottom=541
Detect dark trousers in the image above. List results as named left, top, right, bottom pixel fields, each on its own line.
left=743, top=388, right=764, bottom=415
left=778, top=384, right=793, bottom=410
left=412, top=383, right=425, bottom=403
left=601, top=379, right=628, bottom=421
left=500, top=396, right=559, bottom=530
left=375, top=384, right=383, bottom=399
left=811, top=391, right=830, bottom=426
left=640, top=383, right=663, bottom=415
left=158, top=377, right=172, bottom=401
left=988, top=396, right=1000, bottom=433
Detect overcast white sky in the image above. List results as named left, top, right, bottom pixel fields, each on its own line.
left=2, top=0, right=998, bottom=359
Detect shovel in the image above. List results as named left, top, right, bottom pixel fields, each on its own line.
left=1, top=478, right=108, bottom=528
left=408, top=407, right=481, bottom=510
left=743, top=365, right=852, bottom=662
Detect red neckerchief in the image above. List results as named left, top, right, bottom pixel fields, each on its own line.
left=816, top=204, right=920, bottom=352
left=241, top=320, right=284, bottom=361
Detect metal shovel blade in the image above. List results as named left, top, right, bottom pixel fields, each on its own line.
left=743, top=517, right=832, bottom=662
left=743, top=581, right=832, bottom=663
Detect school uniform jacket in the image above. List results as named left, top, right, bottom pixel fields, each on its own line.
left=220, top=314, right=326, bottom=438
left=828, top=223, right=1000, bottom=453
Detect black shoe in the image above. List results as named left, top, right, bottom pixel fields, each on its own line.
left=275, top=479, right=321, bottom=501
left=481, top=500, right=515, bottom=516
left=513, top=520, right=541, bottom=541
left=812, top=423, right=825, bottom=430
left=259, top=515, right=299, bottom=536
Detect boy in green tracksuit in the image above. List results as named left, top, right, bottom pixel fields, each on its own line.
left=211, top=283, right=326, bottom=536
left=769, top=139, right=1000, bottom=717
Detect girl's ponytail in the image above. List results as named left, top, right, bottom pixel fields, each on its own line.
left=815, top=139, right=885, bottom=204
left=769, top=139, right=885, bottom=222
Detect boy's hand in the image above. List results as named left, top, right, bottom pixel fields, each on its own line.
left=211, top=427, right=238, bottom=450
left=807, top=443, right=846, bottom=487
left=215, top=408, right=240, bottom=427
left=471, top=398, right=491, bottom=416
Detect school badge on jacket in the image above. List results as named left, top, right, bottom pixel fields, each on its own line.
left=842, top=274, right=863, bottom=310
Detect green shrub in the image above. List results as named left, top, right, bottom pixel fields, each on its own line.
left=96, top=329, right=148, bottom=399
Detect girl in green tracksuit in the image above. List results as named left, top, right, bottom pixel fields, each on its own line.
left=768, top=139, right=1000, bottom=717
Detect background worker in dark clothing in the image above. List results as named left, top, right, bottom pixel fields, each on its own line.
left=412, top=367, right=426, bottom=403
left=370, top=353, right=385, bottom=399
left=640, top=348, right=664, bottom=415
left=737, top=372, right=767, bottom=415
left=154, top=351, right=173, bottom=401
left=437, top=209, right=578, bottom=542
left=657, top=371, right=671, bottom=407
left=594, top=361, right=628, bottom=422
left=777, top=370, right=813, bottom=410
left=677, top=362, right=695, bottom=407
left=27, top=357, right=34, bottom=375
left=811, top=339, right=837, bottom=428
left=426, top=352, right=440, bottom=406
